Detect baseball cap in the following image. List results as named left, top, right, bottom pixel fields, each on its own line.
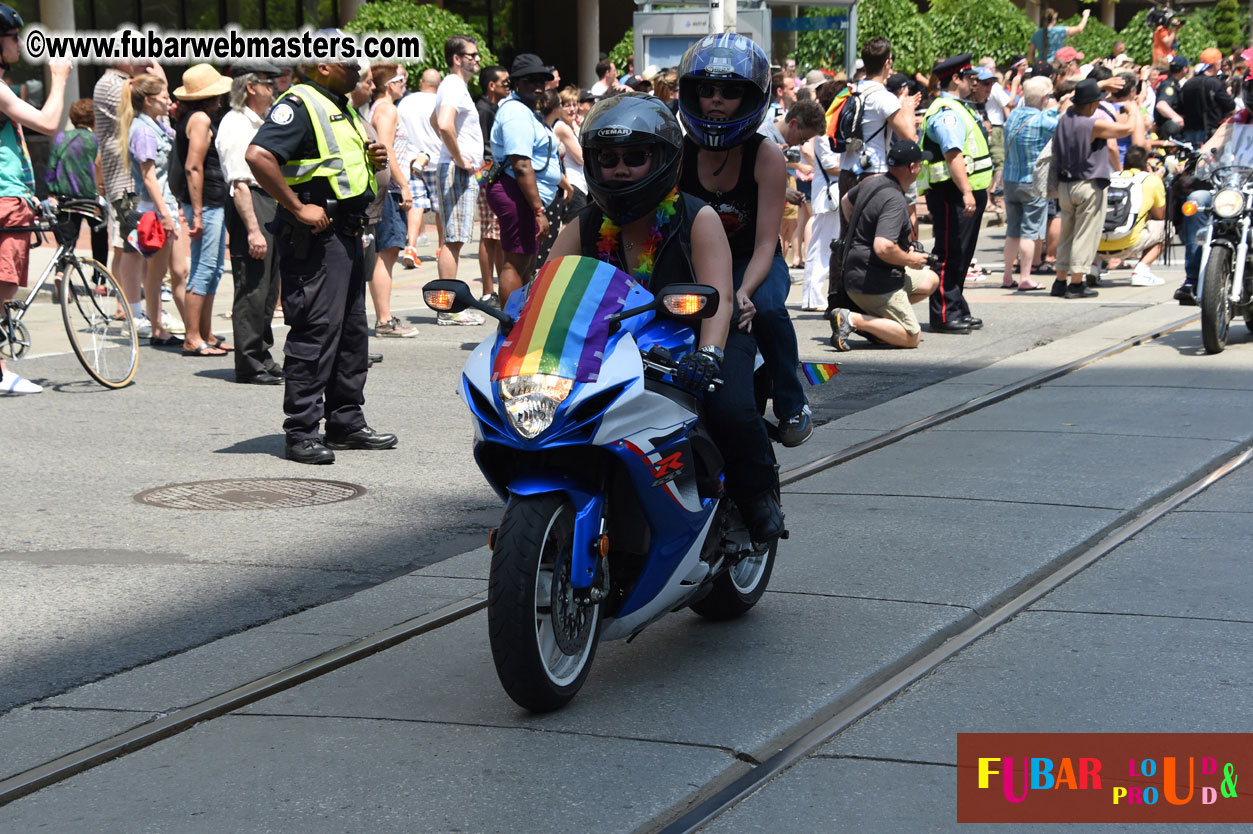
left=886, top=139, right=932, bottom=167
left=1199, top=47, right=1223, bottom=71
left=1169, top=55, right=1190, bottom=71
left=974, top=66, right=997, bottom=82
left=1055, top=46, right=1084, bottom=64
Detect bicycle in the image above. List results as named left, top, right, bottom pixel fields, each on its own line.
left=0, top=198, right=138, bottom=389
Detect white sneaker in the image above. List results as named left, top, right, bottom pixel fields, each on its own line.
left=437, top=310, right=485, bottom=326
left=1130, top=268, right=1165, bottom=286
left=416, top=234, right=430, bottom=247
left=0, top=369, right=42, bottom=394
left=160, top=286, right=173, bottom=302
left=135, top=315, right=152, bottom=339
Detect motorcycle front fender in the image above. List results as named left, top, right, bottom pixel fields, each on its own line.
left=507, top=474, right=604, bottom=590
left=1199, top=234, right=1234, bottom=301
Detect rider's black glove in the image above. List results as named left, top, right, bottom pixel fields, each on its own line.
left=675, top=345, right=723, bottom=392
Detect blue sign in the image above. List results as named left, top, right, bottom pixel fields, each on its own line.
left=773, top=16, right=846, bottom=32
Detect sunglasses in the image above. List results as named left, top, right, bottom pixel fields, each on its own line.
left=697, top=83, right=744, bottom=100
left=460, top=52, right=480, bottom=60
left=593, top=148, right=652, bottom=168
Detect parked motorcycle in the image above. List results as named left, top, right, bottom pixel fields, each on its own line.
left=423, top=256, right=781, bottom=712
left=1185, top=161, right=1253, bottom=353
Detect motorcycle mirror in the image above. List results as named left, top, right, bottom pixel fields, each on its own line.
left=423, top=278, right=514, bottom=333
left=659, top=284, right=720, bottom=320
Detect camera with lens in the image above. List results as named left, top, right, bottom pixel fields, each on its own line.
left=784, top=147, right=802, bottom=164
left=1146, top=6, right=1180, bottom=29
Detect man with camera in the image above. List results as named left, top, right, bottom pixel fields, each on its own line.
left=827, top=139, right=940, bottom=351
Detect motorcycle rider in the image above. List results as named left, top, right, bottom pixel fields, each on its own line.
left=676, top=34, right=813, bottom=448
left=1174, top=75, right=1253, bottom=305
left=545, top=94, right=785, bottom=544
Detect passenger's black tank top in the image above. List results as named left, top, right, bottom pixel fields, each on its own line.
left=578, top=192, right=703, bottom=292
left=679, top=133, right=772, bottom=261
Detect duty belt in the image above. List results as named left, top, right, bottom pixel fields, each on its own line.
left=334, top=213, right=369, bottom=237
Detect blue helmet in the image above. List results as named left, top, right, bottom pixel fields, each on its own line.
left=677, top=34, right=771, bottom=150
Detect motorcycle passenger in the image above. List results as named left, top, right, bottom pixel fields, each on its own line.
left=545, top=93, right=785, bottom=544
left=675, top=34, right=813, bottom=448
left=1175, top=75, right=1253, bottom=306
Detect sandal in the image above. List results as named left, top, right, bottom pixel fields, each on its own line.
left=1031, top=261, right=1056, bottom=276
left=182, top=343, right=228, bottom=357
left=150, top=335, right=181, bottom=347
left=206, top=337, right=235, bottom=352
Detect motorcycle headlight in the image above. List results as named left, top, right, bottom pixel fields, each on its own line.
left=499, top=374, right=574, bottom=439
left=1213, top=188, right=1245, bottom=219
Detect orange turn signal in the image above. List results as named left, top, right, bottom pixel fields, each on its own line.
left=662, top=294, right=707, bottom=317
left=1182, top=201, right=1198, bottom=216
left=596, top=534, right=610, bottom=558
left=488, top=528, right=498, bottom=550
left=424, top=289, right=456, bottom=311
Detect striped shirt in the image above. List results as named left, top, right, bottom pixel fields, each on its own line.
left=1002, top=105, right=1060, bottom=185
left=93, top=69, right=132, bottom=200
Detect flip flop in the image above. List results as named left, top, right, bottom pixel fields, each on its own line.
left=206, top=339, right=235, bottom=352
left=182, top=343, right=228, bottom=357
left=1017, top=281, right=1047, bottom=292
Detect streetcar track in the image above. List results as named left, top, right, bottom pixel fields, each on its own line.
left=640, top=444, right=1253, bottom=834
left=0, top=312, right=1216, bottom=811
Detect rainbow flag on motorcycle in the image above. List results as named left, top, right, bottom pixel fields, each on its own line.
left=492, top=256, right=634, bottom=383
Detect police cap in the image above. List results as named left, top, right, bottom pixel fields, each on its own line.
left=933, top=53, right=974, bottom=82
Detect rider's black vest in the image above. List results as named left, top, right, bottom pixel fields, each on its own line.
left=577, top=192, right=706, bottom=291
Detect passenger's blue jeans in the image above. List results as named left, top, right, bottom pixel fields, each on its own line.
left=733, top=254, right=806, bottom=421
left=1182, top=189, right=1213, bottom=285
left=183, top=203, right=227, bottom=296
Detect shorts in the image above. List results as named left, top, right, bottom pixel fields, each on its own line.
left=1004, top=181, right=1048, bottom=240
left=846, top=269, right=928, bottom=337
left=0, top=197, right=34, bottom=287
left=1100, top=219, right=1166, bottom=260
left=477, top=186, right=500, bottom=240
left=421, top=167, right=441, bottom=214
left=375, top=191, right=408, bottom=252
left=485, top=174, right=539, bottom=255
left=438, top=162, right=477, bottom=243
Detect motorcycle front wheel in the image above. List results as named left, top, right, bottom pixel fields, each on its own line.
left=1200, top=246, right=1233, bottom=354
left=488, top=493, right=602, bottom=712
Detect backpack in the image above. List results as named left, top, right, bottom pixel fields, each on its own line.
left=832, top=88, right=867, bottom=153
left=1102, top=171, right=1148, bottom=240
left=1031, top=138, right=1058, bottom=200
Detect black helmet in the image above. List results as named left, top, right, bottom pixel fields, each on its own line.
left=676, top=33, right=771, bottom=149
left=0, top=4, right=21, bottom=34
left=581, top=93, right=683, bottom=224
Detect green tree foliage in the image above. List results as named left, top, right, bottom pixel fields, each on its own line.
left=1212, top=0, right=1244, bottom=56
left=926, top=0, right=1034, bottom=69
left=346, top=0, right=497, bottom=93
left=795, top=0, right=934, bottom=78
left=608, top=27, right=634, bottom=71
left=1060, top=15, right=1120, bottom=62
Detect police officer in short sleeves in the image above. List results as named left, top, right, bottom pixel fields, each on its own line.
left=246, top=47, right=398, bottom=465
left=918, top=54, right=993, bottom=334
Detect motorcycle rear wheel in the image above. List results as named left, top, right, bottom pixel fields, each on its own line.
left=1200, top=246, right=1233, bottom=354
left=488, top=493, right=602, bottom=712
left=689, top=537, right=776, bottom=622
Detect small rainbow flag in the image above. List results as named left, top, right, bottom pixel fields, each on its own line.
left=801, top=362, right=840, bottom=386
left=492, top=256, right=634, bottom=383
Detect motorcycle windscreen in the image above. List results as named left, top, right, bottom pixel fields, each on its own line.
left=492, top=255, right=637, bottom=384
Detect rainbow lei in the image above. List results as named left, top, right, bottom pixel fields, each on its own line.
left=596, top=188, right=680, bottom=288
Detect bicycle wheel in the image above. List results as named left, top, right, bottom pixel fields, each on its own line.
left=60, top=256, right=138, bottom=388
left=0, top=317, right=30, bottom=359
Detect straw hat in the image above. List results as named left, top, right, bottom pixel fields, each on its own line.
left=174, top=64, right=233, bottom=100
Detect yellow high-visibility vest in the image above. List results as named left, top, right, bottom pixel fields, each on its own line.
left=277, top=84, right=376, bottom=200
left=919, top=96, right=993, bottom=194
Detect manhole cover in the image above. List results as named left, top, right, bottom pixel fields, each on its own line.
left=135, top=478, right=366, bottom=510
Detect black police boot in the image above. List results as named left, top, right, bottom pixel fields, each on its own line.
left=323, top=426, right=398, bottom=450
left=1174, top=282, right=1197, bottom=306
left=286, top=438, right=335, bottom=465
left=740, top=490, right=785, bottom=544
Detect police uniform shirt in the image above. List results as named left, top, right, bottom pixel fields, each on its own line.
left=927, top=92, right=971, bottom=157
left=1156, top=77, right=1182, bottom=127
left=249, top=79, right=374, bottom=213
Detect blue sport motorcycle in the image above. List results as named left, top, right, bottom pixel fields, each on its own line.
left=423, top=256, right=780, bottom=712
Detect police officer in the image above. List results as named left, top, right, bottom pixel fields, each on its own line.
left=1154, top=56, right=1187, bottom=138
left=246, top=45, right=397, bottom=464
left=918, top=54, right=993, bottom=334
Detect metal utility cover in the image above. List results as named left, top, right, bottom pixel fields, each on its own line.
left=135, top=479, right=366, bottom=510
